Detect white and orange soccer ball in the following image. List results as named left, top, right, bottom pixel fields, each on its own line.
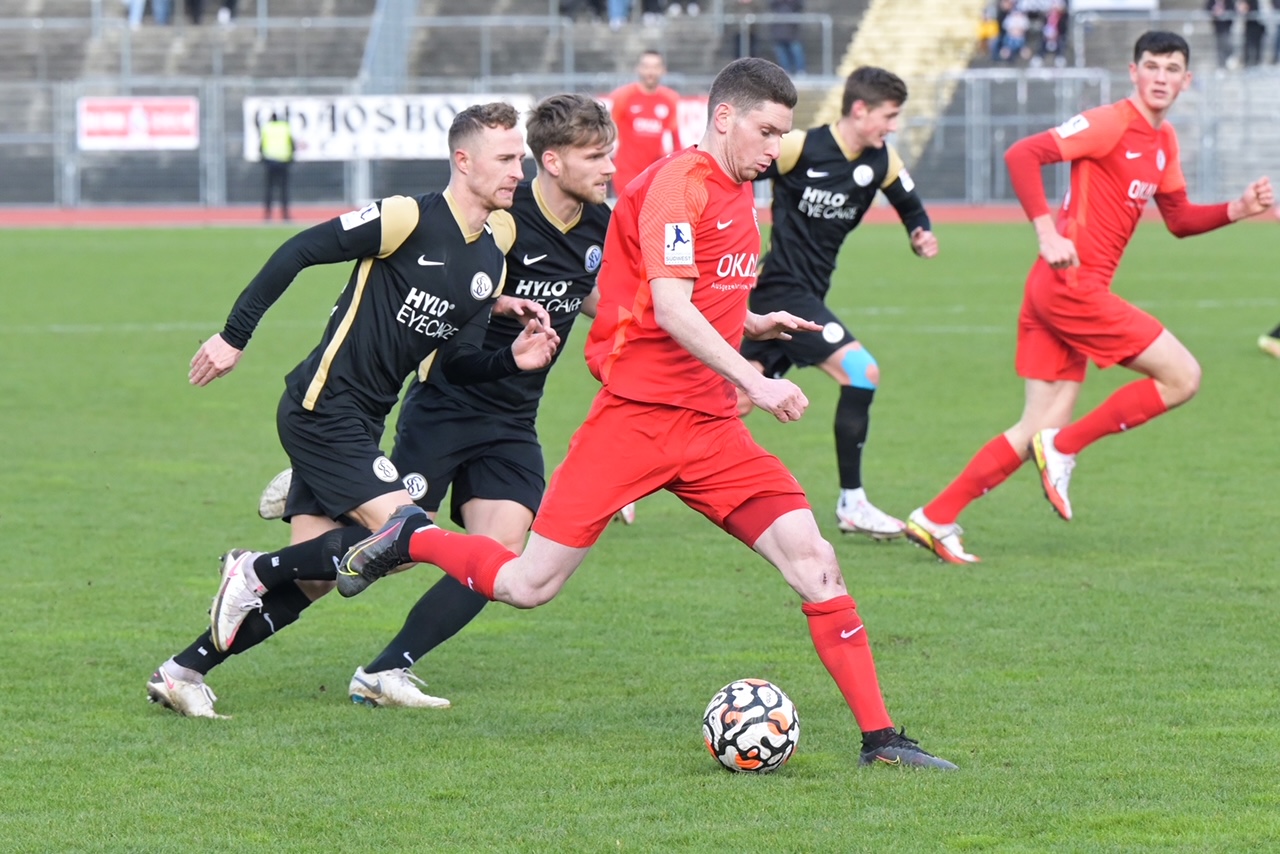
left=702, top=678, right=799, bottom=773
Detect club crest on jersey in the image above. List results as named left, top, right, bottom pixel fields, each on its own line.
left=584, top=244, right=602, bottom=273
left=401, top=472, right=428, bottom=500
left=822, top=322, right=845, bottom=344
left=1156, top=149, right=1166, bottom=171
left=664, top=222, right=693, bottom=265
left=372, top=456, right=399, bottom=483
left=470, top=272, right=495, bottom=300
left=853, top=165, right=874, bottom=187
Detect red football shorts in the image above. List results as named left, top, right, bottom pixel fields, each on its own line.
left=1015, top=259, right=1164, bottom=382
left=531, top=390, right=810, bottom=549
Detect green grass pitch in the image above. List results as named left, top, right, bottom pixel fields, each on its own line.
left=2, top=220, right=1278, bottom=851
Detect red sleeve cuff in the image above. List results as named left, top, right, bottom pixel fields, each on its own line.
left=1155, top=189, right=1232, bottom=237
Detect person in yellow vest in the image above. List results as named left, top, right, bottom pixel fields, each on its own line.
left=259, top=112, right=294, bottom=221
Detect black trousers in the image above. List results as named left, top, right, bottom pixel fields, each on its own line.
left=264, top=160, right=291, bottom=218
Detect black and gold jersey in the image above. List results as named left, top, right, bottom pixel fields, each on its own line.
left=420, top=179, right=610, bottom=419
left=221, top=190, right=515, bottom=422
left=757, top=125, right=929, bottom=299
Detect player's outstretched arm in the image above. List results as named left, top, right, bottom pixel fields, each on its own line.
left=189, top=334, right=244, bottom=386
left=744, top=311, right=822, bottom=342
left=1155, top=177, right=1273, bottom=238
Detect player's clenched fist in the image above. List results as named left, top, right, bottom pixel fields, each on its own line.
left=746, top=376, right=810, bottom=424
left=1230, top=176, right=1273, bottom=220
left=189, top=333, right=244, bottom=386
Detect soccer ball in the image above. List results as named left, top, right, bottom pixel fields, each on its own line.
left=702, top=678, right=799, bottom=773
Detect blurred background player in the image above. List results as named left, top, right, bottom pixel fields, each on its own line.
left=905, top=31, right=1275, bottom=564
left=146, top=104, right=560, bottom=718
left=338, top=58, right=956, bottom=769
left=740, top=66, right=937, bottom=540
left=609, top=50, right=681, bottom=197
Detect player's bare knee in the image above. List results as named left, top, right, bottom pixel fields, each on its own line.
left=782, top=539, right=844, bottom=600
left=1168, top=359, right=1202, bottom=406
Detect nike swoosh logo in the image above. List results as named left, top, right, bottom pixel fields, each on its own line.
left=716, top=220, right=733, bottom=230
left=331, top=555, right=340, bottom=570
left=806, top=168, right=829, bottom=178
left=841, top=626, right=864, bottom=639
left=523, top=253, right=547, bottom=265
left=1125, top=151, right=1142, bottom=159
left=875, top=755, right=902, bottom=766
left=354, top=674, right=382, bottom=694
left=417, top=256, right=444, bottom=266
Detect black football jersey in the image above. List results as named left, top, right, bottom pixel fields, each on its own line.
left=223, top=191, right=515, bottom=422
left=757, top=125, right=921, bottom=299
left=416, top=180, right=610, bottom=420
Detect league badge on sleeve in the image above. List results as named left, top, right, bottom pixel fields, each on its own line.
left=340, top=202, right=381, bottom=231
left=1054, top=114, right=1090, bottom=139
left=664, top=222, right=694, bottom=265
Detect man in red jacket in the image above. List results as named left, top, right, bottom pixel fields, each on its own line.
left=905, top=30, right=1274, bottom=564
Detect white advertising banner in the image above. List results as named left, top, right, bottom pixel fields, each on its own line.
left=77, top=96, right=200, bottom=151
left=242, top=94, right=534, bottom=161
left=1070, top=1, right=1157, bottom=10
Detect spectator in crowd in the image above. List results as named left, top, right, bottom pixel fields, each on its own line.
left=1208, top=0, right=1235, bottom=68
left=218, top=0, right=238, bottom=24
left=128, top=0, right=174, bottom=28
left=769, top=0, right=807, bottom=75
left=609, top=0, right=632, bottom=30
left=1238, top=0, right=1263, bottom=67
left=1033, top=0, right=1067, bottom=67
left=998, top=4, right=1031, bottom=62
left=186, top=0, right=204, bottom=25
left=259, top=112, right=294, bottom=221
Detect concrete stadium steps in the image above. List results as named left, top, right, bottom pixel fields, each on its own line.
left=1072, top=0, right=1216, bottom=69
left=82, top=23, right=367, bottom=78
left=816, top=0, right=985, bottom=162
left=0, top=26, right=89, bottom=80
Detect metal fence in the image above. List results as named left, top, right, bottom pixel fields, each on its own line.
left=6, top=66, right=1277, bottom=208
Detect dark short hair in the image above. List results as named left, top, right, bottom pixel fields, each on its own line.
left=525, top=94, right=616, bottom=161
left=1133, top=30, right=1190, bottom=65
left=448, top=102, right=520, bottom=154
left=707, top=57, right=798, bottom=116
left=639, top=49, right=664, bottom=62
left=840, top=66, right=909, bottom=116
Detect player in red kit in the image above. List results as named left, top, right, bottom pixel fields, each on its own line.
left=906, top=31, right=1274, bottom=563
left=338, top=58, right=957, bottom=770
left=609, top=50, right=682, bottom=195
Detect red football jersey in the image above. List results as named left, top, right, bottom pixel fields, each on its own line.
left=585, top=147, right=760, bottom=417
left=1049, top=98, right=1186, bottom=281
left=609, top=82, right=682, bottom=193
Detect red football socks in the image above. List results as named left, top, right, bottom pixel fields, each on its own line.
left=924, top=434, right=1024, bottom=525
left=1055, top=378, right=1167, bottom=455
left=406, top=527, right=512, bottom=601
left=802, top=595, right=893, bottom=733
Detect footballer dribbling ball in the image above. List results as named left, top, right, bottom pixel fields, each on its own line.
left=702, top=679, right=799, bottom=773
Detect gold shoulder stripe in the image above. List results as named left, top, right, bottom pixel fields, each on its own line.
left=302, top=258, right=373, bottom=410
left=377, top=195, right=421, bottom=259
left=487, top=209, right=517, bottom=254
left=494, top=257, right=508, bottom=297
left=775, top=130, right=806, bottom=175
left=882, top=145, right=905, bottom=189
left=416, top=350, right=439, bottom=383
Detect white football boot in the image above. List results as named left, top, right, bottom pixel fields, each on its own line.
left=348, top=666, right=451, bottom=709
left=1031, top=428, right=1076, bottom=521
left=835, top=489, right=906, bottom=540
left=613, top=502, right=637, bottom=525
left=146, top=664, right=228, bottom=719
left=210, top=549, right=266, bottom=653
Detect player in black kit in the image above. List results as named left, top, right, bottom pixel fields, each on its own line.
left=740, top=66, right=938, bottom=541
left=347, top=93, right=618, bottom=707
left=146, top=103, right=560, bottom=719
